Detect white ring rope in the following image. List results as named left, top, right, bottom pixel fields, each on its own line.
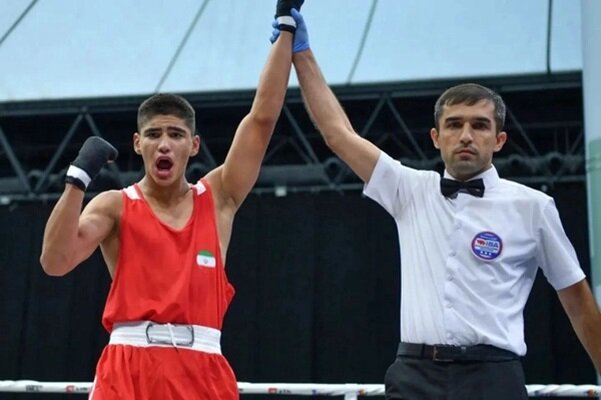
left=0, top=381, right=600, bottom=397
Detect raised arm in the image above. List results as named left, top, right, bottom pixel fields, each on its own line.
left=291, top=10, right=380, bottom=183
left=40, top=137, right=119, bottom=276
left=210, top=2, right=301, bottom=209
left=557, top=279, right=601, bottom=374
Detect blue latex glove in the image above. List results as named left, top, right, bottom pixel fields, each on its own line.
left=270, top=19, right=280, bottom=44
left=291, top=8, right=309, bottom=53
left=269, top=8, right=310, bottom=53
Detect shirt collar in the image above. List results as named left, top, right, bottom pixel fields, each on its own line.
left=443, top=165, right=500, bottom=190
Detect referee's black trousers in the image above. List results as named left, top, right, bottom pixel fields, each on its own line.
left=385, top=346, right=528, bottom=399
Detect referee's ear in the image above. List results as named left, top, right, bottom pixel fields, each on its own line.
left=494, top=131, right=507, bottom=152
left=430, top=128, right=441, bottom=149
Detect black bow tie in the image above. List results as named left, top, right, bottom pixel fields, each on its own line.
left=440, top=178, right=485, bottom=198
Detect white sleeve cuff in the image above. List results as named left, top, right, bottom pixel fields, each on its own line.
left=277, top=16, right=296, bottom=28
left=66, top=165, right=92, bottom=188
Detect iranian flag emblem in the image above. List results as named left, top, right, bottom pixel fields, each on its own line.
left=196, top=250, right=216, bottom=268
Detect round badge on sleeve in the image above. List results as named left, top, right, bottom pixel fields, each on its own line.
left=471, top=231, right=503, bottom=261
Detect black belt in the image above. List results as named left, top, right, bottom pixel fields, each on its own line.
left=397, top=342, right=519, bottom=362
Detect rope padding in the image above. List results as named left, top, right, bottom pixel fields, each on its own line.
left=0, top=380, right=599, bottom=397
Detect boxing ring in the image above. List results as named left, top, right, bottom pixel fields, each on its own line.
left=0, top=381, right=600, bottom=398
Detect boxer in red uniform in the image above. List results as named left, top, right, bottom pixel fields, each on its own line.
left=39, top=1, right=303, bottom=398
left=91, top=178, right=237, bottom=399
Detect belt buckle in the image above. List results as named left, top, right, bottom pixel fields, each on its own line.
left=145, top=322, right=195, bottom=347
left=432, top=345, right=455, bottom=362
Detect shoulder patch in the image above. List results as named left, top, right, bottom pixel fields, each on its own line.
left=123, top=185, right=140, bottom=200
left=192, top=181, right=207, bottom=195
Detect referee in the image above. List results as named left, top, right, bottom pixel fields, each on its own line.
left=286, top=7, right=601, bottom=400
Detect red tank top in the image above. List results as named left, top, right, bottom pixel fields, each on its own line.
left=101, top=179, right=235, bottom=332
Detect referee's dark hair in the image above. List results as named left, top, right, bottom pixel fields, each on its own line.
left=434, top=83, right=506, bottom=133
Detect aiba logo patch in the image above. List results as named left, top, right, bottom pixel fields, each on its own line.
left=471, top=231, right=503, bottom=261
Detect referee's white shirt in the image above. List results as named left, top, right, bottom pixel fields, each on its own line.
left=364, top=151, right=585, bottom=355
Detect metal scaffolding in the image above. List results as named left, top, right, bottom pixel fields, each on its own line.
left=0, top=73, right=585, bottom=201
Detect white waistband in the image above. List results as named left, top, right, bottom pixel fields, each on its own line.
left=109, top=321, right=221, bottom=354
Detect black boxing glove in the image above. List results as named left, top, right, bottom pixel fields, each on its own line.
left=65, top=136, right=118, bottom=191
left=275, top=0, right=304, bottom=33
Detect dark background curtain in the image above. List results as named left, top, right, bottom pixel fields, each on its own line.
left=0, top=182, right=594, bottom=400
